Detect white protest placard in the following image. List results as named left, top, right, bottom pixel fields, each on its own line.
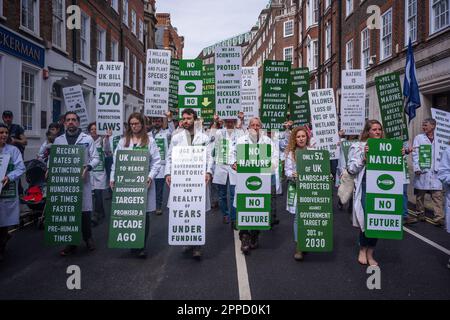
left=309, top=89, right=340, bottom=160
left=431, top=108, right=450, bottom=166
left=169, top=146, right=206, bottom=246
left=62, top=85, right=89, bottom=132
left=215, top=46, right=242, bottom=120
left=0, top=154, right=11, bottom=195
left=341, top=69, right=366, bottom=135
left=144, top=49, right=171, bottom=117
left=241, top=67, right=259, bottom=125
left=96, top=62, right=124, bottom=136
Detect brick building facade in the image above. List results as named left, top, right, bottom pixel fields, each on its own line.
left=155, top=13, right=184, bottom=59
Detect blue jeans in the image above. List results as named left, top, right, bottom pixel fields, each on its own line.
left=216, top=182, right=236, bottom=222
left=155, top=178, right=165, bottom=210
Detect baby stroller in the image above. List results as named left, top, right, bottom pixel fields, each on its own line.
left=20, top=159, right=47, bottom=229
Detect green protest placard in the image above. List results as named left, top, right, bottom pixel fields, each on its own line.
left=202, top=64, right=215, bottom=127
left=236, top=144, right=272, bottom=230
left=155, top=138, right=166, bottom=161
left=44, top=145, right=84, bottom=245
left=419, top=145, right=432, bottom=170
left=109, top=150, right=149, bottom=248
left=93, top=147, right=105, bottom=172
left=375, top=72, right=408, bottom=141
left=290, top=68, right=310, bottom=126
left=261, top=60, right=291, bottom=130
left=341, top=140, right=357, bottom=164
left=178, top=59, right=203, bottom=116
left=365, top=139, right=403, bottom=240
left=296, top=150, right=333, bottom=252
left=169, top=58, right=179, bottom=113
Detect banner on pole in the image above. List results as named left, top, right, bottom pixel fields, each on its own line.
left=178, top=59, right=203, bottom=116
left=241, top=67, right=259, bottom=126
left=169, top=58, right=180, bottom=113
left=431, top=108, right=450, bottom=167
left=144, top=49, right=171, bottom=117
left=202, top=64, right=215, bottom=127
left=341, top=69, right=366, bottom=135
left=62, top=85, right=90, bottom=132
left=290, top=68, right=310, bottom=126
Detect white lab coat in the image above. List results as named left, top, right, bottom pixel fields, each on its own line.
left=212, top=128, right=245, bottom=186
left=165, top=128, right=214, bottom=212
left=412, top=133, right=442, bottom=190
left=151, top=121, right=175, bottom=180
left=0, top=145, right=25, bottom=227
left=54, top=132, right=100, bottom=212
left=437, top=147, right=450, bottom=233
left=90, top=136, right=110, bottom=190
left=110, top=136, right=161, bottom=213
left=347, top=141, right=366, bottom=231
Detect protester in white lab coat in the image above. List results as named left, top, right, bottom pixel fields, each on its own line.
left=165, top=108, right=214, bottom=259
left=0, top=124, right=26, bottom=262
left=54, top=112, right=100, bottom=256
left=151, top=112, right=175, bottom=215
left=412, top=118, right=445, bottom=226
left=233, top=117, right=279, bottom=255
left=284, top=126, right=313, bottom=261
left=87, top=122, right=112, bottom=226
left=110, top=113, right=161, bottom=258
left=437, top=146, right=450, bottom=269
left=212, top=114, right=245, bottom=230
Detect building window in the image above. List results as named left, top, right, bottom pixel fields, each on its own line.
left=380, top=9, right=392, bottom=61
left=111, top=0, right=118, bottom=12
left=284, top=20, right=294, bottom=37
left=361, top=28, right=370, bottom=68
left=111, top=39, right=118, bottom=61
left=80, top=12, right=90, bottom=65
left=346, top=39, right=353, bottom=69
left=405, top=0, right=417, bottom=43
left=313, top=40, right=318, bottom=70
left=96, top=27, right=106, bottom=62
left=324, top=69, right=331, bottom=88
left=131, top=10, right=137, bottom=35
left=325, top=0, right=331, bottom=9
left=346, top=0, right=353, bottom=17
left=138, top=61, right=143, bottom=94
left=139, top=20, right=144, bottom=43
left=325, top=23, right=332, bottom=61
left=307, top=40, right=318, bottom=71
left=21, top=0, right=39, bottom=34
left=122, top=0, right=128, bottom=26
left=52, top=0, right=65, bottom=49
left=21, top=69, right=35, bottom=131
left=431, top=0, right=450, bottom=34
left=124, top=48, right=129, bottom=86
left=132, top=54, right=137, bottom=90
left=306, top=0, right=319, bottom=27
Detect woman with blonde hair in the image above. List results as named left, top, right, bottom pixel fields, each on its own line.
left=347, top=120, right=404, bottom=266
left=285, top=126, right=312, bottom=261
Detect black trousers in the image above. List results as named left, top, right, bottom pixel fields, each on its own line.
left=81, top=211, right=92, bottom=242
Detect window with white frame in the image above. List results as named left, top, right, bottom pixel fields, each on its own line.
left=139, top=20, right=144, bottom=43
left=307, top=0, right=319, bottom=27
left=21, top=0, right=39, bottom=34
left=122, top=0, right=128, bottom=26
left=405, top=0, right=417, bottom=43
left=80, top=12, right=90, bottom=65
left=284, top=20, right=294, bottom=37
left=325, top=0, right=331, bottom=9
left=96, top=27, right=106, bottom=62
left=283, top=47, right=294, bottom=62
left=132, top=54, right=136, bottom=90
left=324, top=68, right=331, bottom=88
left=313, top=40, right=318, bottom=70
left=325, top=23, right=331, bottom=61
left=131, top=10, right=136, bottom=35
left=21, top=68, right=36, bottom=131
left=431, top=0, right=449, bottom=34
left=346, top=0, right=353, bottom=17
left=111, top=0, right=118, bottom=12
left=346, top=39, right=353, bottom=70
left=52, top=0, right=65, bottom=49
left=380, top=9, right=392, bottom=61
left=313, top=0, right=319, bottom=23
left=111, top=39, right=118, bottom=61
left=138, top=61, right=143, bottom=94
left=307, top=39, right=318, bottom=70
left=361, top=28, right=370, bottom=68
left=124, top=48, right=129, bottom=86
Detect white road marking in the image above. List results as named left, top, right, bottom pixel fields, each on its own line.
left=404, top=227, right=450, bottom=256
left=233, top=230, right=252, bottom=300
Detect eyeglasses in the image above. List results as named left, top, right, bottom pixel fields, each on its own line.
left=129, top=122, right=141, bottom=127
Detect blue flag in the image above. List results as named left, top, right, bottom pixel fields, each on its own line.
left=403, top=38, right=421, bottom=123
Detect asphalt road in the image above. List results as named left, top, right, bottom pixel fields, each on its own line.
left=0, top=188, right=449, bottom=300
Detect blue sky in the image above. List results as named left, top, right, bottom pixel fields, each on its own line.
left=155, top=0, right=269, bottom=58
